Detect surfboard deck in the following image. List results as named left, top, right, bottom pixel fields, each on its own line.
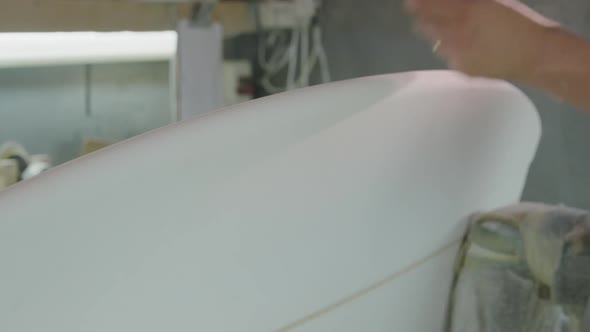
left=0, top=71, right=541, bottom=331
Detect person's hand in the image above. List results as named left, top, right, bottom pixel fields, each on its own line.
left=405, top=0, right=557, bottom=82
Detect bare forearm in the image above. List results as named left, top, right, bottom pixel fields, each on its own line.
left=406, top=0, right=590, bottom=112
left=525, top=26, right=590, bottom=111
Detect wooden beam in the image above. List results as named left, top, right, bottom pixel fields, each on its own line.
left=0, top=1, right=255, bottom=35
left=0, top=0, right=179, bottom=32
left=213, top=2, right=256, bottom=37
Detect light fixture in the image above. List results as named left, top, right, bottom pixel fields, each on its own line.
left=0, top=31, right=177, bottom=68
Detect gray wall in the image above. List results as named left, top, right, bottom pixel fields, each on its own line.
left=320, top=0, right=590, bottom=209
left=0, top=62, right=172, bottom=165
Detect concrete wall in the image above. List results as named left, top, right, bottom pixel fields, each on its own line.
left=320, top=0, right=590, bottom=209
left=0, top=62, right=172, bottom=165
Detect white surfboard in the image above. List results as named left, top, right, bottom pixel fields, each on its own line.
left=0, top=70, right=541, bottom=331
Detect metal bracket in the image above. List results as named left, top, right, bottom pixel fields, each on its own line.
left=190, top=1, right=216, bottom=26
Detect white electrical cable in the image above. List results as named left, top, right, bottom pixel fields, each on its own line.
left=286, top=27, right=300, bottom=90
left=260, top=28, right=300, bottom=94
left=257, top=0, right=331, bottom=94
left=293, top=23, right=330, bottom=87
left=314, top=25, right=331, bottom=83
left=299, top=23, right=310, bottom=87
left=258, top=30, right=289, bottom=73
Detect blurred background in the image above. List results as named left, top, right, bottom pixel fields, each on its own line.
left=1, top=0, right=590, bottom=210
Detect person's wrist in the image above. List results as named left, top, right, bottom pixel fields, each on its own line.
left=523, top=25, right=576, bottom=88
left=511, top=22, right=558, bottom=84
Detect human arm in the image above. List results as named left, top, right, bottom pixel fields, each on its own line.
left=527, top=26, right=590, bottom=111
left=405, top=0, right=590, bottom=111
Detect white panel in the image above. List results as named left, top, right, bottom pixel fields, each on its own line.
left=177, top=20, right=224, bottom=119
left=0, top=71, right=541, bottom=331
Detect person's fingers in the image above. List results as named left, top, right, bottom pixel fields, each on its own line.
left=414, top=21, right=442, bottom=42
left=414, top=20, right=473, bottom=66
left=414, top=19, right=464, bottom=44
left=404, top=0, right=421, bottom=15
left=405, top=0, right=468, bottom=19
left=414, top=23, right=451, bottom=58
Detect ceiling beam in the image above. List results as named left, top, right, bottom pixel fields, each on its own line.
left=0, top=1, right=255, bottom=35
left=0, top=0, right=185, bottom=32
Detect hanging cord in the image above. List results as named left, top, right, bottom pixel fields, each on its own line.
left=256, top=1, right=331, bottom=94
left=314, top=21, right=331, bottom=84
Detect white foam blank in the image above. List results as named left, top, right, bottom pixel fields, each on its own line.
left=0, top=71, right=541, bottom=331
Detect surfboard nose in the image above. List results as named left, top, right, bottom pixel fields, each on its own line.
left=0, top=70, right=541, bottom=332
